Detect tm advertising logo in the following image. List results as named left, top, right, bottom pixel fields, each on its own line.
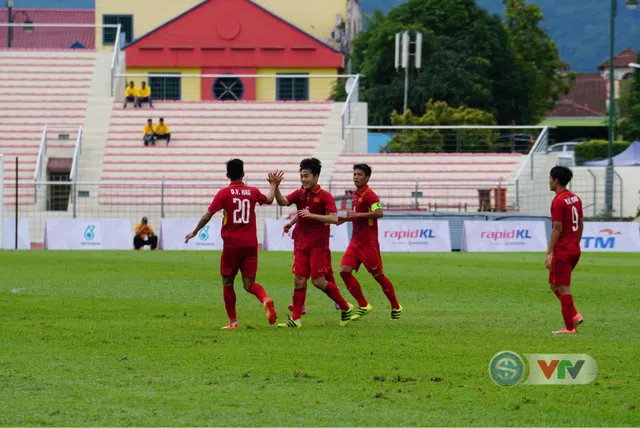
left=481, top=229, right=532, bottom=245
left=84, top=225, right=95, bottom=241
left=489, top=351, right=597, bottom=386
left=582, top=228, right=621, bottom=250
left=384, top=229, right=436, bottom=245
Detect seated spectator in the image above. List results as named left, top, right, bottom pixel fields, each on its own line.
left=154, top=117, right=171, bottom=146
left=123, top=81, right=137, bottom=108
left=136, top=81, right=153, bottom=108
left=134, top=217, right=158, bottom=250
left=144, top=118, right=156, bottom=146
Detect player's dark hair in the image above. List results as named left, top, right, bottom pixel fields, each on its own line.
left=227, top=158, right=244, bottom=180
left=550, top=165, right=573, bottom=186
left=353, top=163, right=372, bottom=177
left=299, top=157, right=322, bottom=176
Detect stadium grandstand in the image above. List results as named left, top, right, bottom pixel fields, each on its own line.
left=0, top=0, right=632, bottom=248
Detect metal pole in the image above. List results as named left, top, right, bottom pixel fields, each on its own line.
left=0, top=154, right=3, bottom=249
left=497, top=178, right=503, bottom=212
left=7, top=0, right=13, bottom=49
left=515, top=178, right=520, bottom=211
left=14, top=157, right=18, bottom=249
left=403, top=66, right=409, bottom=113
left=160, top=176, right=165, bottom=219
left=605, top=0, right=617, bottom=215
left=587, top=169, right=597, bottom=217
left=614, top=170, right=623, bottom=218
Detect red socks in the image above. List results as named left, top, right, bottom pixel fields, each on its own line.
left=292, top=287, right=307, bottom=320
left=376, top=275, right=400, bottom=310
left=325, top=271, right=337, bottom=285
left=559, top=294, right=575, bottom=330
left=323, top=282, right=349, bottom=310
left=340, top=271, right=368, bottom=307
left=223, top=286, right=237, bottom=323
left=247, top=283, right=267, bottom=304
left=554, top=288, right=578, bottom=317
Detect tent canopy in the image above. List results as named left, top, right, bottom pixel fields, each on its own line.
left=584, top=141, right=640, bottom=166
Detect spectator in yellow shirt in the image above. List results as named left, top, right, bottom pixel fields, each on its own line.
left=133, top=217, right=158, bottom=250
left=124, top=81, right=137, bottom=108
left=144, top=118, right=156, bottom=146
left=136, top=82, right=153, bottom=108
left=154, top=117, right=171, bottom=146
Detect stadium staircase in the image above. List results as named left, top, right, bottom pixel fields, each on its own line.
left=0, top=50, right=98, bottom=207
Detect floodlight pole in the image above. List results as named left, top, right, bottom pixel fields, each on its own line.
left=396, top=31, right=422, bottom=114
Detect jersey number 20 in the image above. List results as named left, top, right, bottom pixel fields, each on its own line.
left=233, top=198, right=251, bottom=224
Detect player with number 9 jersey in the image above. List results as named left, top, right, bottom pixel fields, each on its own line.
left=185, top=159, right=283, bottom=330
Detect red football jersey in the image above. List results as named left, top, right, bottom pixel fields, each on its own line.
left=286, top=185, right=337, bottom=249
left=550, top=189, right=583, bottom=256
left=208, top=182, right=267, bottom=248
left=350, top=185, right=381, bottom=247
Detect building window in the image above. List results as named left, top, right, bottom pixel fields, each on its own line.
left=213, top=76, right=244, bottom=100
left=103, top=15, right=133, bottom=45
left=149, top=73, right=181, bottom=100
left=276, top=73, right=309, bottom=101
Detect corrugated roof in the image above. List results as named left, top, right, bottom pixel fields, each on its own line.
left=0, top=9, right=95, bottom=49
left=47, top=157, right=72, bottom=173
left=549, top=73, right=607, bottom=117
left=598, top=48, right=638, bottom=70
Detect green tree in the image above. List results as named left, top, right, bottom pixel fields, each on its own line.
left=502, top=0, right=575, bottom=124
left=348, top=0, right=538, bottom=126
left=382, top=100, right=499, bottom=153
left=616, top=54, right=640, bottom=142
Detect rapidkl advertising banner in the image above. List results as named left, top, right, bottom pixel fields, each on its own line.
left=44, top=218, right=132, bottom=250
left=462, top=221, right=547, bottom=252
left=378, top=220, right=452, bottom=252
left=262, top=219, right=349, bottom=252
left=160, top=218, right=222, bottom=250
left=2, top=218, right=31, bottom=249
left=580, top=222, right=640, bottom=252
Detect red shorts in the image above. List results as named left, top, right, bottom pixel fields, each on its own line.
left=325, top=248, right=333, bottom=274
left=341, top=245, right=383, bottom=275
left=220, top=246, right=258, bottom=278
left=292, top=246, right=327, bottom=279
left=549, top=254, right=580, bottom=286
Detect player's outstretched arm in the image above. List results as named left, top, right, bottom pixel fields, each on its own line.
left=185, top=211, right=213, bottom=243
left=274, top=185, right=289, bottom=206
left=299, top=209, right=338, bottom=224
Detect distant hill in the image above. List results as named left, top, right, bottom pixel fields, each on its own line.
left=361, top=0, right=640, bottom=72
left=10, top=0, right=640, bottom=71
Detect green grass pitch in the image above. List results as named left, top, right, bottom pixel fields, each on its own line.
left=1, top=251, right=638, bottom=426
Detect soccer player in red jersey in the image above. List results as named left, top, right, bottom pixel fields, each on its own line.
left=546, top=165, right=584, bottom=335
left=337, top=164, right=403, bottom=321
left=273, top=157, right=353, bottom=328
left=284, top=215, right=341, bottom=314
left=185, top=159, right=282, bottom=330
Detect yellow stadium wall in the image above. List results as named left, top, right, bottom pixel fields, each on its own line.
left=256, top=68, right=338, bottom=101
left=95, top=0, right=202, bottom=51
left=255, top=0, right=347, bottom=45
left=125, top=67, right=202, bottom=102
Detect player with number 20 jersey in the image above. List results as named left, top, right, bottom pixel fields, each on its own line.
left=186, top=159, right=283, bottom=330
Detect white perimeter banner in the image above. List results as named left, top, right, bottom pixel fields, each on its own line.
left=2, top=218, right=31, bottom=249
left=44, top=218, right=132, bottom=250
left=462, top=221, right=547, bottom=252
left=263, top=219, right=349, bottom=252
left=378, top=220, right=451, bottom=252
left=160, top=218, right=222, bottom=250
left=580, top=222, right=640, bottom=252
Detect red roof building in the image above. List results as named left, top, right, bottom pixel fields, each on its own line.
left=0, top=9, right=95, bottom=49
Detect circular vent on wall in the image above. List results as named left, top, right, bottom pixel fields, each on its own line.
left=213, top=76, right=244, bottom=101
